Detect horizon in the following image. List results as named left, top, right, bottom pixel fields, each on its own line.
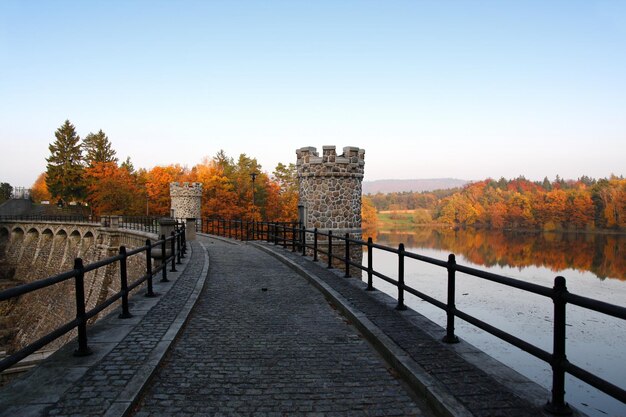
left=1, top=1, right=625, bottom=187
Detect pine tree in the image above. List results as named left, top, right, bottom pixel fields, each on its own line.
left=83, top=129, right=117, bottom=166
left=120, top=157, right=135, bottom=173
left=0, top=182, right=12, bottom=203
left=46, top=120, right=85, bottom=204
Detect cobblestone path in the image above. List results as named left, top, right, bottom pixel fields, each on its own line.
left=131, top=236, right=430, bottom=417
left=41, top=240, right=206, bottom=417
left=262, top=243, right=549, bottom=417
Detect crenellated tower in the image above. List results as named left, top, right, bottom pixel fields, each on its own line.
left=169, top=182, right=203, bottom=220
left=296, top=145, right=365, bottom=273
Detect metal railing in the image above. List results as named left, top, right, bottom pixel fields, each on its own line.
left=0, top=228, right=186, bottom=374
left=100, top=216, right=161, bottom=234
left=200, top=218, right=299, bottom=242
left=204, top=219, right=626, bottom=415
left=0, top=214, right=96, bottom=223
left=0, top=215, right=163, bottom=234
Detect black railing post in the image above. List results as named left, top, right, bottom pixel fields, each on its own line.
left=73, top=258, right=92, bottom=356
left=291, top=224, right=296, bottom=252
left=160, top=234, right=169, bottom=282
left=327, top=230, right=333, bottom=269
left=170, top=231, right=177, bottom=272
left=545, top=276, right=573, bottom=415
left=181, top=227, right=186, bottom=257
left=301, top=225, right=306, bottom=256
left=246, top=221, right=250, bottom=241
left=367, top=237, right=374, bottom=291
left=443, top=254, right=460, bottom=343
left=180, top=228, right=186, bottom=258
left=282, top=225, right=287, bottom=249
left=119, top=246, right=132, bottom=318
left=176, top=232, right=182, bottom=264
left=145, top=239, right=157, bottom=297
left=396, top=244, right=407, bottom=310
left=313, top=228, right=318, bottom=262
left=273, top=224, right=278, bottom=245
left=344, top=233, right=350, bottom=278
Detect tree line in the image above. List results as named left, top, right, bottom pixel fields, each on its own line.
left=370, top=228, right=625, bottom=281
left=31, top=120, right=298, bottom=221
left=367, top=176, right=626, bottom=231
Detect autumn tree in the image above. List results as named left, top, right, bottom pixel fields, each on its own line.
left=143, top=164, right=190, bottom=216
left=30, top=173, right=52, bottom=203
left=192, top=156, right=239, bottom=219
left=269, top=162, right=298, bottom=222
left=46, top=120, right=85, bottom=204
left=362, top=196, right=378, bottom=228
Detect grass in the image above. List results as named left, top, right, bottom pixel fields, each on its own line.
left=375, top=209, right=436, bottom=230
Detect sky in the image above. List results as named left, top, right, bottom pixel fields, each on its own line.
left=1, top=0, right=625, bottom=188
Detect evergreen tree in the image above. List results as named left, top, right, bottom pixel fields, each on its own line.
left=46, top=120, right=85, bottom=204
left=120, top=157, right=135, bottom=173
left=0, top=182, right=12, bottom=203
left=83, top=129, right=117, bottom=166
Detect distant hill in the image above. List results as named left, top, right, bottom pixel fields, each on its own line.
left=362, top=178, right=469, bottom=195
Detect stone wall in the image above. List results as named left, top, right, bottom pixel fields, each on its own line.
left=296, top=146, right=365, bottom=275
left=170, top=182, right=202, bottom=219
left=0, top=221, right=155, bottom=354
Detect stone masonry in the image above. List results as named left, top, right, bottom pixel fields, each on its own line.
left=0, top=221, right=150, bottom=355
left=296, top=146, right=365, bottom=273
left=169, top=182, right=202, bottom=220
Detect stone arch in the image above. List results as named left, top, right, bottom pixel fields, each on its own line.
left=6, top=228, right=25, bottom=260
left=65, top=230, right=82, bottom=268
left=79, top=231, right=95, bottom=258
left=31, top=229, right=54, bottom=278
left=10, top=227, right=24, bottom=242
left=0, top=227, right=9, bottom=257
left=50, top=230, right=68, bottom=268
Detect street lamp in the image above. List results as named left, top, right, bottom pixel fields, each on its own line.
left=250, top=172, right=258, bottom=209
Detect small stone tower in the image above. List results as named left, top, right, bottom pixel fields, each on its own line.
left=169, top=182, right=203, bottom=220
left=296, top=146, right=365, bottom=272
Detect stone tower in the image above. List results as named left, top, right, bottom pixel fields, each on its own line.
left=296, top=146, right=365, bottom=271
left=169, top=182, right=203, bottom=220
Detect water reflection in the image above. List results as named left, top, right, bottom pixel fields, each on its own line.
left=363, top=226, right=626, bottom=417
left=365, top=227, right=626, bottom=281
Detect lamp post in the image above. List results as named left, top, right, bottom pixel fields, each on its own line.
left=250, top=172, right=258, bottom=211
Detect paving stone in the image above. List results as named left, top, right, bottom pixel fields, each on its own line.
left=131, top=236, right=427, bottom=417
left=38, top=241, right=206, bottom=417
left=261, top=242, right=551, bottom=417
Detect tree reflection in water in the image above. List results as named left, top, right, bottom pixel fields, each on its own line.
left=365, top=227, right=626, bottom=281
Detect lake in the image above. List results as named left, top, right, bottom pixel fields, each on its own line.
left=360, top=227, right=626, bottom=417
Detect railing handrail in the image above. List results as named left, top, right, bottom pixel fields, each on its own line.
left=0, top=226, right=186, bottom=374
left=0, top=214, right=164, bottom=234
left=201, top=217, right=626, bottom=413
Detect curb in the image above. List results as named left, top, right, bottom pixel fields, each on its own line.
left=113, top=240, right=210, bottom=417
left=251, top=241, right=472, bottom=417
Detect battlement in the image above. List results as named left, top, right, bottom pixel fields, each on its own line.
left=296, top=146, right=365, bottom=178
left=170, top=182, right=202, bottom=219
left=169, top=182, right=203, bottom=197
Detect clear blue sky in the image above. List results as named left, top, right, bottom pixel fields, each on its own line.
left=1, top=0, right=625, bottom=187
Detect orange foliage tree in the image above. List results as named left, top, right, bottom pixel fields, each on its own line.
left=432, top=176, right=625, bottom=231
left=141, top=164, right=191, bottom=216
left=84, top=162, right=144, bottom=215
left=30, top=172, right=52, bottom=203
